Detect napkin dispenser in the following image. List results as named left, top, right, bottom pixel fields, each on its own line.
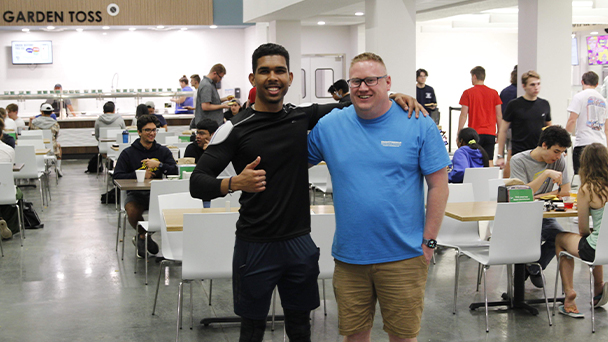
left=497, top=185, right=534, bottom=203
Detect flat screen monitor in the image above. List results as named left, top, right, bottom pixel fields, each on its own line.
left=11, top=41, right=53, bottom=65
left=587, top=35, right=608, bottom=65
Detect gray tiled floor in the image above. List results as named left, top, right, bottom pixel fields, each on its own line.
left=1, top=160, right=607, bottom=341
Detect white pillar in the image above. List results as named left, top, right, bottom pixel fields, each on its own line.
left=518, top=0, right=571, bottom=125
left=269, top=20, right=302, bottom=105
left=365, top=0, right=416, bottom=95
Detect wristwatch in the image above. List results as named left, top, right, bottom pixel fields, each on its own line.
left=158, top=162, right=164, bottom=169
left=496, top=154, right=504, bottom=159
left=423, top=238, right=437, bottom=249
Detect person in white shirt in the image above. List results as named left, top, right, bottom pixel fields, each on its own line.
left=0, top=119, right=15, bottom=163
left=6, top=103, right=26, bottom=129
left=566, top=71, right=608, bottom=174
left=0, top=108, right=17, bottom=132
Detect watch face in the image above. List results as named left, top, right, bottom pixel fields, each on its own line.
left=426, top=239, right=437, bottom=248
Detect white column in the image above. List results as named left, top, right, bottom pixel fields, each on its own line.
left=518, top=0, right=571, bottom=125
left=365, top=0, right=416, bottom=95
left=269, top=20, right=302, bottom=105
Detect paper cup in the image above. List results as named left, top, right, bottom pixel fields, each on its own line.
left=182, top=171, right=192, bottom=180
left=135, top=170, right=146, bottom=182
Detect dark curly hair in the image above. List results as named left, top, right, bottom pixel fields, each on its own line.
left=537, top=125, right=571, bottom=149
left=580, top=143, right=608, bottom=204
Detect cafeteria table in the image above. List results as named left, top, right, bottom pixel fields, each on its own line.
left=12, top=163, right=24, bottom=172
left=444, top=201, right=577, bottom=315
left=113, top=179, right=153, bottom=259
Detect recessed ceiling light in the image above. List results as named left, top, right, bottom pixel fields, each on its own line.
left=591, top=31, right=599, bottom=35
left=573, top=1, right=593, bottom=8
left=157, top=25, right=164, bottom=29
left=76, top=28, right=83, bottom=32
left=181, top=27, right=188, bottom=31
left=318, top=21, right=326, bottom=25
left=210, top=25, right=218, bottom=29
left=129, top=27, right=136, bottom=31
left=102, top=26, right=110, bottom=30
left=22, top=28, right=30, bottom=32
left=355, top=12, right=364, bottom=16
left=102, top=32, right=107, bottom=35
left=47, top=26, right=55, bottom=30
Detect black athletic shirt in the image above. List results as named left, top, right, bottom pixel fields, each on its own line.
left=503, top=96, right=551, bottom=155
left=190, top=103, right=343, bottom=243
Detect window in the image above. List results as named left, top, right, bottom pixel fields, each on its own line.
left=315, top=68, right=334, bottom=98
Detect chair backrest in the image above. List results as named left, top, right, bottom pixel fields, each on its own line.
left=155, top=131, right=175, bottom=145
left=41, top=129, right=53, bottom=141
left=157, top=192, right=204, bottom=261
left=182, top=212, right=239, bottom=280
left=591, top=204, right=608, bottom=265
left=17, top=139, right=45, bottom=149
left=309, top=164, right=329, bottom=187
left=101, top=128, right=124, bottom=140
left=488, top=178, right=505, bottom=201
left=448, top=183, right=475, bottom=203
left=571, top=174, right=581, bottom=190
left=438, top=184, right=479, bottom=246
left=13, top=145, right=39, bottom=179
left=0, top=163, right=17, bottom=205
left=463, top=167, right=500, bottom=202
left=164, top=136, right=179, bottom=144
left=210, top=191, right=241, bottom=209
left=148, top=180, right=190, bottom=232
left=487, top=201, right=544, bottom=265
left=20, top=130, right=43, bottom=137
left=310, top=214, right=336, bottom=279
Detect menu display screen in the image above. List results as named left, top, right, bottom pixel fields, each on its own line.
left=11, top=41, right=53, bottom=65
left=587, top=35, right=608, bottom=65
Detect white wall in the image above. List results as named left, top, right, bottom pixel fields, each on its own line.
left=416, top=30, right=518, bottom=149
left=301, top=25, right=355, bottom=72
left=0, top=28, right=250, bottom=115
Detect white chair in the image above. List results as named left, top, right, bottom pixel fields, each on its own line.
left=13, top=145, right=49, bottom=208
left=488, top=178, right=505, bottom=202
left=152, top=192, right=205, bottom=317
left=173, top=142, right=190, bottom=159
left=438, top=183, right=489, bottom=313
left=18, top=139, right=58, bottom=185
left=310, top=214, right=336, bottom=316
left=20, top=130, right=43, bottom=137
left=463, top=167, right=500, bottom=202
left=0, top=163, right=25, bottom=250
left=136, top=179, right=190, bottom=284
left=315, top=174, right=333, bottom=204
left=165, top=136, right=179, bottom=144
left=98, top=128, right=124, bottom=178
left=155, top=131, right=175, bottom=145
left=460, top=201, right=551, bottom=332
left=17, top=139, right=45, bottom=149
left=179, top=212, right=239, bottom=339
left=309, top=164, right=331, bottom=204
left=571, top=174, right=581, bottom=190
left=209, top=191, right=241, bottom=209
left=553, top=204, right=608, bottom=333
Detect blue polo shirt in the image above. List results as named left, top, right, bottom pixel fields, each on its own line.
left=308, top=101, right=450, bottom=264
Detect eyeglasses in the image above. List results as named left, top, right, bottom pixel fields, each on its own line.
left=196, top=130, right=209, bottom=136
left=347, top=75, right=387, bottom=88
left=142, top=128, right=159, bottom=133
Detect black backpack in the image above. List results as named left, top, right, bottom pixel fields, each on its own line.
left=85, top=156, right=103, bottom=173
left=22, top=201, right=44, bottom=229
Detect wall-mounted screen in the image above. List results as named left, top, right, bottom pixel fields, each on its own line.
left=572, top=37, right=579, bottom=66
left=587, top=35, right=608, bottom=65
left=11, top=41, right=53, bottom=65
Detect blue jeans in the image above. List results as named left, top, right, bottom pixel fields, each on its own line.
left=203, top=200, right=210, bottom=208
left=527, top=218, right=565, bottom=275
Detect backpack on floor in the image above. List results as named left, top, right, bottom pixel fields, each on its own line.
left=100, top=187, right=120, bottom=204
left=22, top=201, right=44, bottom=229
left=85, top=156, right=103, bottom=173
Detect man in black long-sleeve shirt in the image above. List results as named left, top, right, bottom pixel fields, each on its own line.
left=190, top=43, right=422, bottom=342
left=114, top=115, right=178, bottom=258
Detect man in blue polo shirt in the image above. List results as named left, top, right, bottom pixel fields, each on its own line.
left=308, top=52, right=450, bottom=342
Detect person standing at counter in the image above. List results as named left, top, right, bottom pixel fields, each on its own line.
left=31, top=103, right=63, bottom=177
left=94, top=101, right=126, bottom=141
left=45, top=84, right=76, bottom=117
left=171, top=75, right=194, bottom=114
left=194, top=64, right=234, bottom=127
left=145, top=102, right=168, bottom=132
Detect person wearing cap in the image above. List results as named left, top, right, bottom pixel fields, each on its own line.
left=145, top=101, right=168, bottom=132
left=45, top=84, right=76, bottom=117
left=170, top=76, right=194, bottom=114
left=31, top=103, right=63, bottom=177
left=94, top=101, right=126, bottom=141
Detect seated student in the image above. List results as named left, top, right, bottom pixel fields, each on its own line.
left=223, top=99, right=242, bottom=122
left=6, top=103, right=26, bottom=130
left=510, top=125, right=571, bottom=288
left=0, top=115, right=16, bottom=148
left=94, top=101, right=126, bottom=141
left=555, top=143, right=608, bottom=318
left=113, top=115, right=178, bottom=258
left=0, top=118, right=20, bottom=239
left=184, top=119, right=218, bottom=163
left=448, top=127, right=489, bottom=183
left=145, top=102, right=168, bottom=132
left=0, top=108, right=17, bottom=132
left=31, top=103, right=63, bottom=177
left=135, top=104, right=148, bottom=119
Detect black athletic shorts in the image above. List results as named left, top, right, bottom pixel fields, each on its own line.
left=233, top=233, right=320, bottom=320
left=578, top=236, right=595, bottom=262
left=125, top=190, right=150, bottom=210
left=478, top=134, right=496, bottom=160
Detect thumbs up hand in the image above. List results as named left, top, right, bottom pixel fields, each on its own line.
left=232, top=156, right=266, bottom=193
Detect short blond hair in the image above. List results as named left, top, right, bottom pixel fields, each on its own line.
left=350, top=52, right=386, bottom=69
left=521, top=70, right=540, bottom=86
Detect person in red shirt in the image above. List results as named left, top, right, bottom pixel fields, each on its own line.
left=458, top=66, right=502, bottom=166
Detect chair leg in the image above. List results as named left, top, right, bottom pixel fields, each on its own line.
left=506, top=264, right=513, bottom=307
left=483, top=266, right=489, bottom=332
left=96, top=153, right=101, bottom=178
left=432, top=249, right=436, bottom=265
left=38, top=178, right=45, bottom=209
left=476, top=263, right=483, bottom=292
left=190, top=281, right=194, bottom=330
left=453, top=252, right=460, bottom=314
left=121, top=214, right=127, bottom=260
left=16, top=203, right=24, bottom=247
left=116, top=210, right=122, bottom=251
left=322, top=278, right=327, bottom=316
left=535, top=263, right=553, bottom=326
left=0, top=230, right=3, bottom=257
left=590, top=266, right=596, bottom=333
left=177, top=281, right=184, bottom=342
left=553, top=255, right=562, bottom=316
left=152, top=260, right=167, bottom=315
left=208, top=279, right=213, bottom=305
left=18, top=200, right=25, bottom=240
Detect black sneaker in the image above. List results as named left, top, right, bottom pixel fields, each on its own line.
left=132, top=236, right=145, bottom=259
left=529, top=273, right=544, bottom=288
left=146, top=235, right=159, bottom=255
